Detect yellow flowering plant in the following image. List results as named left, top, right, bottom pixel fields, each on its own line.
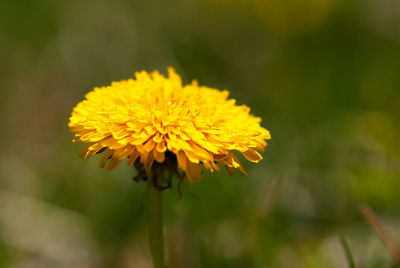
left=68, top=68, right=270, bottom=267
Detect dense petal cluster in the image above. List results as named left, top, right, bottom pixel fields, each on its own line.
left=68, top=68, right=270, bottom=182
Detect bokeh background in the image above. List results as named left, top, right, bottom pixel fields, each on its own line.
left=1, top=0, right=400, bottom=267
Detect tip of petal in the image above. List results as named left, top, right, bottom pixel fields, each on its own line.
left=185, top=160, right=202, bottom=183
left=241, top=149, right=263, bottom=163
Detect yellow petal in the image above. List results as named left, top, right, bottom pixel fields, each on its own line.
left=156, top=141, right=167, bottom=152
left=107, top=157, right=123, bottom=170
left=99, top=150, right=114, bottom=168
left=225, top=165, right=234, bottom=176
left=127, top=150, right=140, bottom=166
left=79, top=143, right=94, bottom=158
left=85, top=142, right=106, bottom=158
left=177, top=150, right=187, bottom=170
left=241, top=149, right=263, bottom=163
left=185, top=160, right=201, bottom=183
left=183, top=150, right=200, bottom=163
left=153, top=149, right=165, bottom=163
left=140, top=151, right=154, bottom=174
left=143, top=139, right=155, bottom=152
left=153, top=133, right=164, bottom=143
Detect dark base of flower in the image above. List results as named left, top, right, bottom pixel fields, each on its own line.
left=133, top=151, right=185, bottom=193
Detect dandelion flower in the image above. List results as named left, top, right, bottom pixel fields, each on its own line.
left=68, top=68, right=270, bottom=182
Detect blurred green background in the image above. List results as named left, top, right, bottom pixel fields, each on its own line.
left=1, top=0, right=400, bottom=267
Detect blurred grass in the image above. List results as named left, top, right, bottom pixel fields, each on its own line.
left=1, top=0, right=400, bottom=267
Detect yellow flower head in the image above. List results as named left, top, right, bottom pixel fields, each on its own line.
left=68, top=68, right=271, bottom=182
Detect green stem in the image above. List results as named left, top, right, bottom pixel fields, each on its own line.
left=148, top=177, right=166, bottom=268
left=340, top=236, right=356, bottom=268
